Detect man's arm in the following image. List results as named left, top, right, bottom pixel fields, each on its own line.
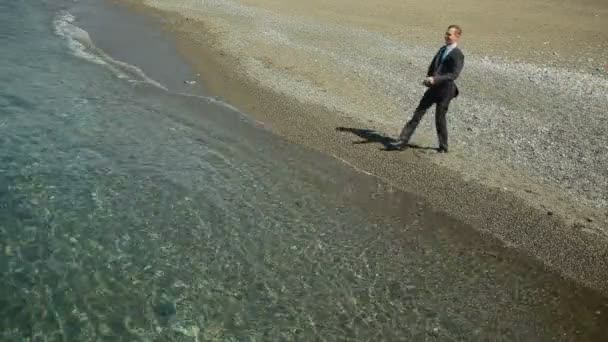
left=426, top=54, right=438, bottom=77
left=433, top=50, right=464, bottom=84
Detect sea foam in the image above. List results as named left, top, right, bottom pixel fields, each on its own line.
left=53, top=11, right=168, bottom=91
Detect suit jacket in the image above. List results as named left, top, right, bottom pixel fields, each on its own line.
left=427, top=45, right=464, bottom=98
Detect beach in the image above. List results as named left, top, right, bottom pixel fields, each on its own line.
left=1, top=0, right=607, bottom=339
left=116, top=0, right=608, bottom=292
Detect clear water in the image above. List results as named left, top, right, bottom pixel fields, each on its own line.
left=1, top=1, right=607, bottom=341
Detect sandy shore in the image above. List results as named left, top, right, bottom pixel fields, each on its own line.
left=117, top=0, right=608, bottom=294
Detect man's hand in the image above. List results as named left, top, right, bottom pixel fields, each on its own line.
left=422, top=77, right=434, bottom=87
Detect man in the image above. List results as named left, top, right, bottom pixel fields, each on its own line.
left=392, top=25, right=465, bottom=153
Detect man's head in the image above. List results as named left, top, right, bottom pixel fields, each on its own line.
left=444, top=25, right=462, bottom=45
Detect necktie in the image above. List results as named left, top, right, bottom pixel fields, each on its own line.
left=439, top=45, right=449, bottom=63
left=435, top=46, right=446, bottom=68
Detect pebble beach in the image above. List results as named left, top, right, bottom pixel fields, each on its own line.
left=122, top=0, right=608, bottom=292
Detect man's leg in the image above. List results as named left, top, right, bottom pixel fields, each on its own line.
left=398, top=89, right=435, bottom=145
left=435, top=99, right=452, bottom=152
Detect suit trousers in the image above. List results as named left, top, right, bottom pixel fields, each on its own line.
left=399, top=84, right=456, bottom=150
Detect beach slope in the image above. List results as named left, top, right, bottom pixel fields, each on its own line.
left=120, top=0, right=608, bottom=293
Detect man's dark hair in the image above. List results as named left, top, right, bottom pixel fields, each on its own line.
left=448, top=24, right=462, bottom=36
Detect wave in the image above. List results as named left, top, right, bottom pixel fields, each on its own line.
left=184, top=89, right=277, bottom=130
left=52, top=11, right=167, bottom=91
left=51, top=11, right=267, bottom=127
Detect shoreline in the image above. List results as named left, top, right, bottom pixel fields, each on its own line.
left=122, top=0, right=608, bottom=217
left=116, top=0, right=608, bottom=294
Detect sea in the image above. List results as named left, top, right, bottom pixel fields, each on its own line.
left=1, top=0, right=606, bottom=340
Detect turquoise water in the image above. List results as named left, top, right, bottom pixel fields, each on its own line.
left=1, top=1, right=607, bottom=341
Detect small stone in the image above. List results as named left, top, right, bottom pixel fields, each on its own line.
left=154, top=302, right=176, bottom=318
left=547, top=211, right=553, bottom=216
left=173, top=280, right=188, bottom=288
left=586, top=217, right=593, bottom=223
left=99, top=323, right=112, bottom=335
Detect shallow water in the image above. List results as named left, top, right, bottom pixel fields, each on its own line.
left=1, top=0, right=607, bottom=341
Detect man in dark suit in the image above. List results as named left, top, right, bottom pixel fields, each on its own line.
left=392, top=25, right=465, bottom=153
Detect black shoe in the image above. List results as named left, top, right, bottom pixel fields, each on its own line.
left=385, top=142, right=408, bottom=151
left=437, top=147, right=448, bottom=153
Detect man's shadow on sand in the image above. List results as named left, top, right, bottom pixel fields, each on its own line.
left=335, top=127, right=437, bottom=152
